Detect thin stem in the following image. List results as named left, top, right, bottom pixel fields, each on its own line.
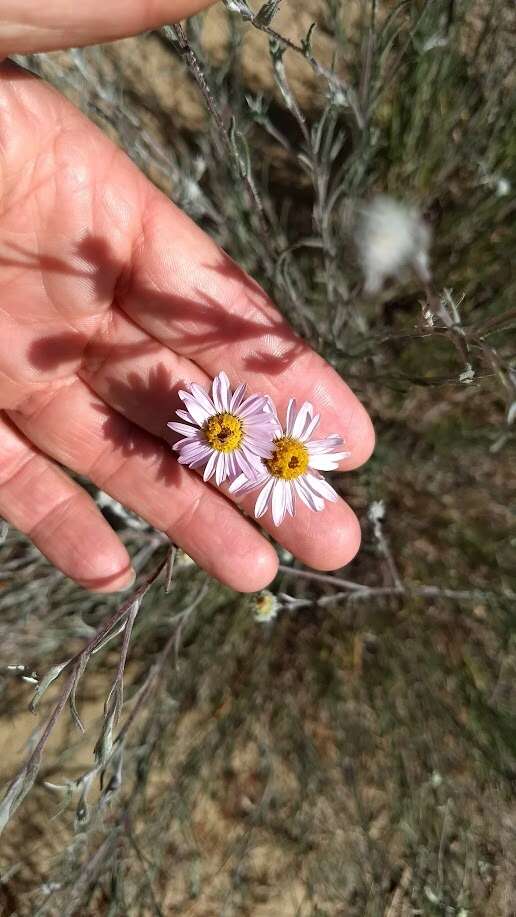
left=164, top=23, right=272, bottom=254
left=0, top=552, right=170, bottom=833
left=278, top=565, right=516, bottom=604
left=278, top=563, right=370, bottom=592
left=253, top=20, right=364, bottom=129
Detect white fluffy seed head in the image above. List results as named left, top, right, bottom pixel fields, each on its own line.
left=356, top=194, right=431, bottom=294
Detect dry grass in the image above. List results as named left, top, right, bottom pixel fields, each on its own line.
left=1, top=1, right=515, bottom=914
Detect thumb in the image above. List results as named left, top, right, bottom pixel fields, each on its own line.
left=0, top=0, right=217, bottom=56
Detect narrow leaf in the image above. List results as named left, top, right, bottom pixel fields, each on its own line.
left=302, top=21, right=317, bottom=55
left=29, top=661, right=69, bottom=713
left=255, top=0, right=281, bottom=27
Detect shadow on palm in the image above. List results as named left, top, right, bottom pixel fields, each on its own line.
left=92, top=365, right=183, bottom=488
left=0, top=235, right=304, bottom=491
left=2, top=235, right=305, bottom=375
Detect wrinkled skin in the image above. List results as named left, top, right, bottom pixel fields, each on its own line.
left=0, top=2, right=374, bottom=593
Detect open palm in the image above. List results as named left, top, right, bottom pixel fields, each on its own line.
left=0, top=4, right=374, bottom=593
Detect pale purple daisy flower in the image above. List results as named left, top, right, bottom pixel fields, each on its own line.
left=229, top=399, right=349, bottom=526
left=167, top=371, right=279, bottom=486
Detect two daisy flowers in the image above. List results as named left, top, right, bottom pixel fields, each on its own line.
left=168, top=371, right=348, bottom=527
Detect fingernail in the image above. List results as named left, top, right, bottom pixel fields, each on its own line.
left=119, top=568, right=137, bottom=591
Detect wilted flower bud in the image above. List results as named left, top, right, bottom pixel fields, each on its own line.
left=253, top=590, right=280, bottom=623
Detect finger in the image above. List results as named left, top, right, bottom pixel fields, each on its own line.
left=0, top=0, right=215, bottom=55
left=78, top=309, right=362, bottom=570
left=6, top=380, right=279, bottom=592
left=0, top=413, right=133, bottom=591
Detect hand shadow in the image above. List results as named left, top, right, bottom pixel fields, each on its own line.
left=7, top=233, right=306, bottom=378
left=1, top=234, right=306, bottom=494
left=94, top=362, right=187, bottom=489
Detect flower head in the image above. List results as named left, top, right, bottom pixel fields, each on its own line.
left=356, top=194, right=431, bottom=294
left=168, top=372, right=279, bottom=486
left=253, top=590, right=281, bottom=623
left=230, top=399, right=348, bottom=526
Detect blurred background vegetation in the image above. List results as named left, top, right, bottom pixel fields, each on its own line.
left=1, top=1, right=515, bottom=913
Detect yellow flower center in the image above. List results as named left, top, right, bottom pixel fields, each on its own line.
left=266, top=436, right=309, bottom=480
left=204, top=412, right=244, bottom=452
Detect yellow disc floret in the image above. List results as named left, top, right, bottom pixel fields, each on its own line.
left=266, top=436, right=309, bottom=480
left=204, top=412, right=244, bottom=452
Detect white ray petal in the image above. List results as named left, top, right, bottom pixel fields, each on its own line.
left=291, top=402, right=314, bottom=439
left=203, top=450, right=218, bottom=482
left=255, top=476, right=275, bottom=518
left=304, top=473, right=339, bottom=502
left=309, top=454, right=347, bottom=470
left=175, top=409, right=195, bottom=424
left=271, top=479, right=287, bottom=526
left=285, top=398, right=296, bottom=435
left=211, top=375, right=222, bottom=411
left=236, top=448, right=257, bottom=480
left=178, top=446, right=210, bottom=465
left=242, top=444, right=263, bottom=464
left=229, top=472, right=252, bottom=495
left=188, top=383, right=216, bottom=415
left=189, top=453, right=212, bottom=469
left=174, top=435, right=207, bottom=453
left=227, top=451, right=236, bottom=478
left=237, top=394, right=267, bottom=418
left=284, top=481, right=295, bottom=517
left=173, top=439, right=208, bottom=456
left=300, top=413, right=320, bottom=442
left=307, top=435, right=344, bottom=454
left=230, top=382, right=247, bottom=412
left=218, top=371, right=231, bottom=411
left=245, top=440, right=274, bottom=458
left=167, top=421, right=198, bottom=437
left=243, top=415, right=276, bottom=427
left=179, top=393, right=211, bottom=426
left=295, top=477, right=324, bottom=511
left=215, top=451, right=226, bottom=485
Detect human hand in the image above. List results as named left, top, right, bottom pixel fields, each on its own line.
left=0, top=2, right=374, bottom=593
